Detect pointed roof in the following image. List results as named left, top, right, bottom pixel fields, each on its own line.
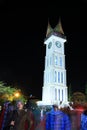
left=46, top=18, right=65, bottom=39
left=54, top=18, right=64, bottom=34
left=46, top=21, right=53, bottom=37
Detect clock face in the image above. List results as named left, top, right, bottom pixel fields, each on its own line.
left=55, top=41, right=61, bottom=48
left=48, top=42, right=52, bottom=49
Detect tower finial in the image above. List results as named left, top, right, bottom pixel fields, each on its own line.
left=46, top=20, right=53, bottom=37
left=54, top=18, right=64, bottom=34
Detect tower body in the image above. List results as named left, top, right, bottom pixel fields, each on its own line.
left=42, top=20, right=68, bottom=105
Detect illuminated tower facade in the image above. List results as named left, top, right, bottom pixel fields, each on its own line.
left=42, top=19, right=68, bottom=105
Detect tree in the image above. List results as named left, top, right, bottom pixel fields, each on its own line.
left=0, top=81, right=27, bottom=104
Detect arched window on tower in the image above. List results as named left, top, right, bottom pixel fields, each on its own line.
left=58, top=72, right=60, bottom=83
left=60, top=57, right=62, bottom=67
left=61, top=72, right=63, bottom=83
left=62, top=89, right=63, bottom=101
left=58, top=89, right=60, bottom=101
left=54, top=55, right=58, bottom=65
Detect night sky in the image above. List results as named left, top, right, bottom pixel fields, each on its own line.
left=0, top=1, right=87, bottom=99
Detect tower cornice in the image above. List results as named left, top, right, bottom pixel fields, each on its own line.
left=45, top=31, right=66, bottom=42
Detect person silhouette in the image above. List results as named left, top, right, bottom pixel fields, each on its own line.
left=80, top=109, right=87, bottom=130
left=46, top=104, right=71, bottom=130
left=10, top=100, right=33, bottom=130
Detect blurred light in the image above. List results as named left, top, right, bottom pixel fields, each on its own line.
left=14, top=92, right=20, bottom=98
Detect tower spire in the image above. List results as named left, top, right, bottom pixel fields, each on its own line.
left=54, top=18, right=64, bottom=34
left=46, top=20, right=53, bottom=37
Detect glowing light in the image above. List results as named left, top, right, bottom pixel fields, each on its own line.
left=14, top=92, right=20, bottom=98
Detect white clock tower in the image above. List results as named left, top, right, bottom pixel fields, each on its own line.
left=41, top=19, right=68, bottom=105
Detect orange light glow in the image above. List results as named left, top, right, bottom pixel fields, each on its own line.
left=14, top=92, right=20, bottom=98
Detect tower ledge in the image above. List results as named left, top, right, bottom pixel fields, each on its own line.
left=45, top=31, right=66, bottom=42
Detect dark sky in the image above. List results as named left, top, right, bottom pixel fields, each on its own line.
left=0, top=1, right=87, bottom=98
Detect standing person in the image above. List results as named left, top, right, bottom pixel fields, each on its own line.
left=0, top=101, right=11, bottom=130
left=0, top=104, right=6, bottom=130
left=80, top=109, right=87, bottom=130
left=70, top=105, right=84, bottom=130
left=3, top=102, right=14, bottom=130
left=10, top=100, right=33, bottom=130
left=46, top=104, right=71, bottom=130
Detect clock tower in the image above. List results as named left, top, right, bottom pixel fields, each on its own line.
left=41, top=19, right=68, bottom=105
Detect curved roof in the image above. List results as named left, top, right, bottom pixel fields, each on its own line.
left=46, top=18, right=64, bottom=37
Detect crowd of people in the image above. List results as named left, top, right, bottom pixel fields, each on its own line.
left=0, top=100, right=34, bottom=130
left=0, top=100, right=87, bottom=130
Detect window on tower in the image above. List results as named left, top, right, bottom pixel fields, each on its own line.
left=58, top=72, right=60, bottom=83
left=54, top=55, right=58, bottom=65
left=62, top=90, right=63, bottom=101
left=61, top=72, right=63, bottom=83
left=58, top=89, right=60, bottom=101
left=60, top=57, right=62, bottom=67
